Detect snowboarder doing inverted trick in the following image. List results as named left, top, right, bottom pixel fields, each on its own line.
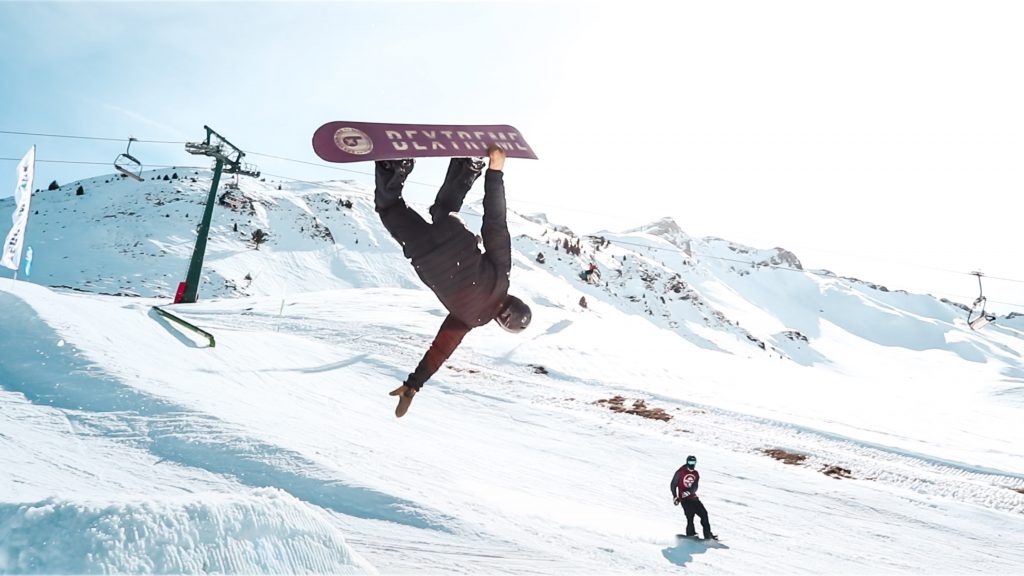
left=374, top=147, right=532, bottom=417
left=671, top=455, right=717, bottom=540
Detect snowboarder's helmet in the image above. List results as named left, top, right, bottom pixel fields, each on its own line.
left=686, top=455, right=697, bottom=467
left=496, top=294, right=532, bottom=333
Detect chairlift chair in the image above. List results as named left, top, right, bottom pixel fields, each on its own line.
left=223, top=172, right=240, bottom=190
left=114, top=137, right=144, bottom=181
left=967, top=271, right=997, bottom=330
left=224, top=160, right=261, bottom=178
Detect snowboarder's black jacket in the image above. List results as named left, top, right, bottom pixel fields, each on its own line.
left=403, top=169, right=511, bottom=389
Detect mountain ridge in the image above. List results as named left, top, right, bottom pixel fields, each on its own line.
left=4, top=167, right=1022, bottom=372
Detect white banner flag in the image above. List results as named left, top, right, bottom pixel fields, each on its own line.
left=2, top=146, right=36, bottom=271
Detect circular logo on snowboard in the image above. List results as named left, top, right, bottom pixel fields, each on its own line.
left=333, top=127, right=373, bottom=155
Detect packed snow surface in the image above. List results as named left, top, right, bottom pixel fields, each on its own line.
left=1, top=169, right=1022, bottom=574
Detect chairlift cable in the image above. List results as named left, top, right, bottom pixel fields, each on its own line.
left=972, top=274, right=1024, bottom=285
left=0, top=129, right=184, bottom=145
left=0, top=156, right=206, bottom=169
left=0, top=128, right=758, bottom=217
left=248, top=151, right=358, bottom=171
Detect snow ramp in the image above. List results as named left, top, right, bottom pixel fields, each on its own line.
left=0, top=488, right=375, bottom=574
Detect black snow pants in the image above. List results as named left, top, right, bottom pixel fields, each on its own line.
left=681, top=498, right=713, bottom=538
left=374, top=158, right=481, bottom=245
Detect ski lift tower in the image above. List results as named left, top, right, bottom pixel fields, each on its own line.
left=178, top=125, right=260, bottom=304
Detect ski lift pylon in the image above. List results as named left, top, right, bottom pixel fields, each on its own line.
left=114, top=137, right=144, bottom=181
left=967, top=271, right=997, bottom=330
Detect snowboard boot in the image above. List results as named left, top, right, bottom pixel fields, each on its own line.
left=389, top=384, right=417, bottom=418
left=374, top=159, right=415, bottom=211
left=452, top=156, right=486, bottom=183
left=380, top=158, right=415, bottom=176
left=430, top=157, right=485, bottom=220
left=703, top=534, right=718, bottom=541
left=439, top=157, right=485, bottom=194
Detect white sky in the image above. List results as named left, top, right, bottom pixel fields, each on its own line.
left=1, top=1, right=1022, bottom=311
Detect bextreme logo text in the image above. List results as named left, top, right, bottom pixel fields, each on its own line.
left=385, top=130, right=529, bottom=153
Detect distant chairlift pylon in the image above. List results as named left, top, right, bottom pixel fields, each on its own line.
left=114, top=137, right=144, bottom=181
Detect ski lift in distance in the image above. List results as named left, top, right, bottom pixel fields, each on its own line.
left=114, top=137, right=144, bottom=181
left=967, top=271, right=997, bottom=330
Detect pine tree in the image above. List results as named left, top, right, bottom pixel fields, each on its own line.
left=251, top=229, right=267, bottom=250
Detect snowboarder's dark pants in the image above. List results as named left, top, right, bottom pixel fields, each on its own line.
left=374, top=158, right=481, bottom=247
left=681, top=498, right=712, bottom=538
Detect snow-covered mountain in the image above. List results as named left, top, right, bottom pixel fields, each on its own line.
left=10, top=167, right=1024, bottom=371
left=2, top=168, right=1023, bottom=574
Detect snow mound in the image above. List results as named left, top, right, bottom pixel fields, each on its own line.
left=0, top=489, right=374, bottom=574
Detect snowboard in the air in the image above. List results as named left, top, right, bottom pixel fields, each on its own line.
left=312, top=121, right=538, bottom=163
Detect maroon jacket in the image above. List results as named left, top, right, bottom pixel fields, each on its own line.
left=404, top=170, right=511, bottom=390
left=671, top=466, right=701, bottom=501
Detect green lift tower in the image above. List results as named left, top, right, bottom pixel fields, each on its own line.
left=177, top=125, right=260, bottom=304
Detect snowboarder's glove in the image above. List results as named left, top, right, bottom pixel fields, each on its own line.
left=673, top=496, right=681, bottom=506
left=389, top=384, right=417, bottom=418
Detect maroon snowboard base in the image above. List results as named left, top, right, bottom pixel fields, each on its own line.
left=312, top=121, right=538, bottom=163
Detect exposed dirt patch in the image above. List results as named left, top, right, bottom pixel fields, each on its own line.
left=820, top=465, right=854, bottom=480
left=595, top=395, right=673, bottom=422
left=761, top=448, right=807, bottom=465
left=762, top=449, right=855, bottom=479
left=445, top=365, right=479, bottom=374
left=528, top=364, right=549, bottom=375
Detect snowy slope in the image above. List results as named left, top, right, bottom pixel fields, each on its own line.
left=11, top=170, right=418, bottom=299
left=2, top=168, right=1023, bottom=574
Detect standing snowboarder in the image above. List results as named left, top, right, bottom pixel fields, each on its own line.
left=374, top=147, right=532, bottom=417
left=671, top=455, right=717, bottom=540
